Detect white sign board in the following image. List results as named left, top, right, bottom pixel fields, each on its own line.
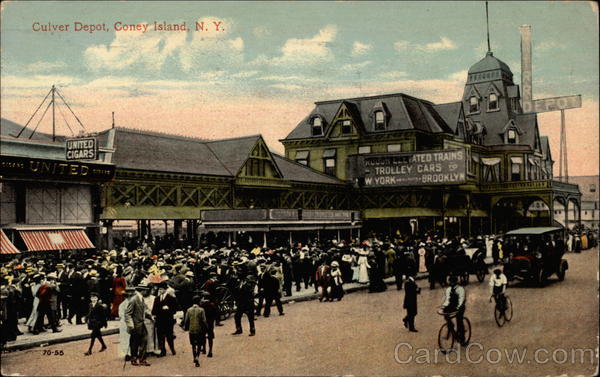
left=522, top=95, right=582, bottom=113
left=66, top=137, right=98, bottom=160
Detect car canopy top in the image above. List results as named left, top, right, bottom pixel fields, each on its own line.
left=505, top=227, right=563, bottom=236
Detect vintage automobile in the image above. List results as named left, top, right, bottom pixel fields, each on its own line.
left=503, top=227, right=568, bottom=286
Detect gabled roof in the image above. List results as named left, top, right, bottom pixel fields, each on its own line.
left=481, top=112, right=538, bottom=148
left=284, top=92, right=453, bottom=140
left=205, top=135, right=262, bottom=175
left=272, top=154, right=345, bottom=185
left=433, top=102, right=463, bottom=134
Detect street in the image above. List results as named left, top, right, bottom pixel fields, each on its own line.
left=2, top=249, right=598, bottom=376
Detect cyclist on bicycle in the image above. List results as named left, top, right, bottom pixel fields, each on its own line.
left=441, top=275, right=467, bottom=345
left=489, top=268, right=507, bottom=310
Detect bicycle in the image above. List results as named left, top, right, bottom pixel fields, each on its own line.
left=437, top=307, right=471, bottom=352
left=490, top=294, right=513, bottom=327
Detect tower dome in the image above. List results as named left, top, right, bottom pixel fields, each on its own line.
left=466, top=51, right=514, bottom=85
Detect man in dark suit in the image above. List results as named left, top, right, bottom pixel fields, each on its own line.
left=125, top=284, right=150, bottom=366
left=402, top=275, right=420, bottom=332
left=152, top=282, right=177, bottom=356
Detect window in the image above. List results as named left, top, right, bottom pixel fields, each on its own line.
left=295, top=150, right=309, bottom=166
left=469, top=96, right=479, bottom=113
left=358, top=146, right=371, bottom=154
left=387, top=144, right=401, bottom=152
left=511, top=162, right=521, bottom=181
left=341, top=120, right=352, bottom=135
left=591, top=184, right=596, bottom=193
left=488, top=93, right=499, bottom=111
left=323, top=149, right=337, bottom=176
left=374, top=111, right=386, bottom=130
left=247, top=159, right=265, bottom=176
left=312, top=117, right=323, bottom=136
left=507, top=129, right=517, bottom=144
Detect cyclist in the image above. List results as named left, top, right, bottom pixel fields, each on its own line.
left=489, top=268, right=507, bottom=310
left=441, top=275, right=467, bottom=345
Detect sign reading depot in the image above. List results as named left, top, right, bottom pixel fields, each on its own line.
left=361, top=149, right=466, bottom=187
left=66, top=137, right=97, bottom=160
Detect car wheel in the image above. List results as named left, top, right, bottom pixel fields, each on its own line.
left=536, top=268, right=546, bottom=287
left=557, top=262, right=566, bottom=281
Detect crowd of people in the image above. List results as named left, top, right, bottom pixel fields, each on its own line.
left=1, top=227, right=597, bottom=366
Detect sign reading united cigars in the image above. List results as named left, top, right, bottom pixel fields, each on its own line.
left=0, top=155, right=115, bottom=181
left=66, top=137, right=97, bottom=160
left=360, top=149, right=467, bottom=187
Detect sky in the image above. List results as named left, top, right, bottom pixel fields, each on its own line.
left=1, top=1, right=598, bottom=176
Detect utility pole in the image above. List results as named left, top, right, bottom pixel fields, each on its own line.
left=51, top=85, right=56, bottom=141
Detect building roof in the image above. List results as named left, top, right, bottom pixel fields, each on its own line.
left=285, top=93, right=454, bottom=140
left=101, top=127, right=345, bottom=185
left=272, top=154, right=344, bottom=185
left=468, top=51, right=513, bottom=75
left=1, top=117, right=66, bottom=142
left=110, top=127, right=230, bottom=176
left=205, top=135, right=262, bottom=175
left=433, top=102, right=463, bottom=134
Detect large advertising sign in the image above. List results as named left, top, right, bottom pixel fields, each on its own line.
left=360, top=149, right=466, bottom=187
left=1, top=155, right=115, bottom=181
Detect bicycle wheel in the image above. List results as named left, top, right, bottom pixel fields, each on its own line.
left=462, top=317, right=472, bottom=344
left=438, top=322, right=455, bottom=351
left=494, top=304, right=506, bottom=327
left=504, top=296, right=513, bottom=322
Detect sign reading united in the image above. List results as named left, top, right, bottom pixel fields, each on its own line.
left=361, top=149, right=466, bottom=187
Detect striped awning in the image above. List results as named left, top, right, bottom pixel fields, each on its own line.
left=19, top=229, right=94, bottom=251
left=0, top=229, right=20, bottom=254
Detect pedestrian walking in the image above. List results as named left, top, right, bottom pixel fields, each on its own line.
left=84, top=292, right=108, bottom=355
left=152, top=281, right=177, bottom=356
left=125, top=283, right=150, bottom=366
left=183, top=295, right=208, bottom=367
left=402, top=276, right=420, bottom=332
left=232, top=273, right=256, bottom=336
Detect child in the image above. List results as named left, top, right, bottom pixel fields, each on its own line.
left=200, top=291, right=217, bottom=357
left=84, top=292, right=108, bottom=355
left=183, top=296, right=208, bottom=367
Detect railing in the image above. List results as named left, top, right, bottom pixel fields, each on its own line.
left=235, top=176, right=291, bottom=188
left=479, top=179, right=581, bottom=194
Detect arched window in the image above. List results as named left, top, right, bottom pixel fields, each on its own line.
left=488, top=93, right=499, bottom=111
left=311, top=117, right=323, bottom=136
left=469, top=96, right=479, bottom=113
left=374, top=111, right=386, bottom=130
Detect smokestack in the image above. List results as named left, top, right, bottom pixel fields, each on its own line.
left=520, top=25, right=533, bottom=111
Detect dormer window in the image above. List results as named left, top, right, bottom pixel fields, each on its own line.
left=488, top=93, right=499, bottom=111
left=311, top=117, right=323, bottom=136
left=341, top=120, right=352, bottom=135
left=507, top=129, right=517, bottom=144
left=374, top=111, right=386, bottom=130
left=469, top=96, right=479, bottom=113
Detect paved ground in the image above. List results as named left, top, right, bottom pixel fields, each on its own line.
left=1, top=251, right=597, bottom=376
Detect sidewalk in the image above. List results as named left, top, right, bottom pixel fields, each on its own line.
left=2, top=272, right=429, bottom=352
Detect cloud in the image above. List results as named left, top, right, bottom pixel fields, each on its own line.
left=256, top=74, right=323, bottom=83
left=394, top=40, right=410, bottom=51
left=352, top=41, right=372, bottom=56
left=448, top=70, right=468, bottom=82
left=231, top=70, right=260, bottom=78
left=199, top=70, right=227, bottom=80
left=536, top=41, right=566, bottom=52
left=23, top=61, right=67, bottom=73
left=1, top=74, right=80, bottom=89
left=84, top=23, right=186, bottom=71
left=340, top=61, right=372, bottom=72
left=260, top=25, right=337, bottom=67
left=417, top=37, right=457, bottom=52
left=253, top=25, right=271, bottom=37
left=178, top=17, right=245, bottom=72
left=270, top=83, right=303, bottom=91
left=378, top=71, right=409, bottom=80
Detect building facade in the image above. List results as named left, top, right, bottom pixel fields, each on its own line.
left=282, top=51, right=581, bottom=236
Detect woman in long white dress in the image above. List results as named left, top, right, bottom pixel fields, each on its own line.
left=143, top=287, right=160, bottom=356
left=117, top=296, right=131, bottom=359
left=25, top=279, right=41, bottom=332
left=357, top=250, right=370, bottom=284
